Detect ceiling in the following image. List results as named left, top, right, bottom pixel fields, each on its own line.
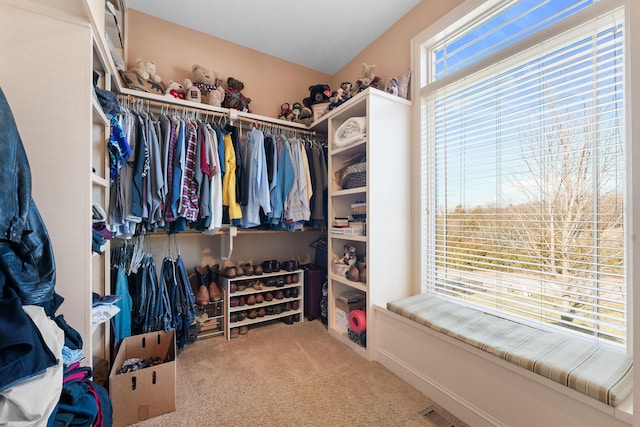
left=125, top=0, right=422, bottom=75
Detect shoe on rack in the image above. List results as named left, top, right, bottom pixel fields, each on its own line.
left=284, top=275, right=292, bottom=285
left=274, top=290, right=284, bottom=300
left=283, top=315, right=294, bottom=325
left=230, top=313, right=238, bottom=323
left=252, top=281, right=264, bottom=290
left=257, top=307, right=266, bottom=317
left=242, top=263, right=253, bottom=276
left=236, top=264, right=245, bottom=276
left=247, top=309, right=258, bottom=319
left=264, top=292, right=274, bottom=302
left=195, top=284, right=209, bottom=306
left=230, top=327, right=240, bottom=339
left=255, top=294, right=264, bottom=304
left=236, top=282, right=247, bottom=292
left=239, top=325, right=249, bottom=335
left=260, top=260, right=272, bottom=274
left=238, top=296, right=246, bottom=306
left=207, top=264, right=219, bottom=283
left=230, top=297, right=240, bottom=307
left=271, top=260, right=281, bottom=272
left=253, top=264, right=263, bottom=275
left=292, top=273, right=299, bottom=284
left=292, top=300, right=300, bottom=310
left=229, top=283, right=237, bottom=293
left=246, top=294, right=256, bottom=305
left=208, top=282, right=222, bottom=302
left=237, top=311, right=248, bottom=321
left=220, top=266, right=237, bottom=279
left=293, top=314, right=301, bottom=322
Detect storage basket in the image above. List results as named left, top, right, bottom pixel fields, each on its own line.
left=335, top=153, right=366, bottom=190
left=341, top=162, right=366, bottom=189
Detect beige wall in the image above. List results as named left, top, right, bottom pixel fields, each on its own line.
left=127, top=10, right=332, bottom=117
left=127, top=1, right=462, bottom=117
left=331, top=0, right=465, bottom=96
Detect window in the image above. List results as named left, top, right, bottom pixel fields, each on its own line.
left=419, top=0, right=626, bottom=345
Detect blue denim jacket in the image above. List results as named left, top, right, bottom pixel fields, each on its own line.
left=0, top=88, right=31, bottom=243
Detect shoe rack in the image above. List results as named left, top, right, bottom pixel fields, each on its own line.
left=219, top=269, right=304, bottom=339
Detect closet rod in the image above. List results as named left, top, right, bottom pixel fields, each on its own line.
left=118, top=94, right=226, bottom=118
left=235, top=116, right=318, bottom=136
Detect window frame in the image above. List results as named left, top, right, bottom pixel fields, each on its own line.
left=411, top=0, right=631, bottom=351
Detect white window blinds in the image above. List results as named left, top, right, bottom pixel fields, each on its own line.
left=421, top=2, right=626, bottom=344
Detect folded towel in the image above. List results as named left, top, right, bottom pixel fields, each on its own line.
left=335, top=117, right=366, bottom=147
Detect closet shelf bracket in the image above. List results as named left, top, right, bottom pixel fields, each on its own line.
left=220, top=226, right=238, bottom=260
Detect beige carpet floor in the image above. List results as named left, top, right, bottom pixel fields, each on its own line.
left=134, top=319, right=466, bottom=427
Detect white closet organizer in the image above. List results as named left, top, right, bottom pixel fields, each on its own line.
left=87, top=0, right=127, bottom=364
left=0, top=0, right=126, bottom=366
left=314, top=88, right=412, bottom=360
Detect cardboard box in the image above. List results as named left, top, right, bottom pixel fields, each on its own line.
left=334, top=292, right=366, bottom=332
left=109, top=330, right=176, bottom=427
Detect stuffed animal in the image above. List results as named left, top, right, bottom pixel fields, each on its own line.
left=385, top=77, right=399, bottom=97
left=165, top=80, right=186, bottom=99
left=183, top=79, right=201, bottom=103
left=303, top=84, right=331, bottom=108
left=278, top=102, right=292, bottom=120
left=354, top=63, right=381, bottom=93
left=223, top=77, right=252, bottom=112
left=131, top=59, right=162, bottom=83
left=191, top=64, right=224, bottom=106
left=208, top=86, right=225, bottom=108
left=342, top=244, right=357, bottom=266
left=120, top=58, right=165, bottom=95
left=292, top=106, right=313, bottom=126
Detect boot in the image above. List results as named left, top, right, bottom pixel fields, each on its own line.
left=195, top=284, right=209, bottom=306
left=208, top=282, right=222, bottom=302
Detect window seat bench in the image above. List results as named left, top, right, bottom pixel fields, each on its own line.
left=386, top=293, right=633, bottom=407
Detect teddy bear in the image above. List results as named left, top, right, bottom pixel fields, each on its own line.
left=223, top=77, right=251, bottom=112
left=131, top=59, right=162, bottom=84
left=183, top=79, right=201, bottom=103
left=165, top=80, right=186, bottom=99
left=120, top=58, right=165, bottom=95
left=303, top=84, right=331, bottom=109
left=191, top=64, right=225, bottom=107
left=354, top=63, right=382, bottom=93
left=292, top=106, right=313, bottom=126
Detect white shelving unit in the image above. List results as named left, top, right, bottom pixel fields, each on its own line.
left=319, top=88, right=413, bottom=360
left=219, top=269, right=304, bottom=339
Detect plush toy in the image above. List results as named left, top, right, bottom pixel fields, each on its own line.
left=208, top=86, right=225, bottom=108
left=223, top=77, right=251, bottom=112
left=183, top=79, right=201, bottom=103
left=278, top=102, right=292, bottom=120
left=303, top=84, right=331, bottom=108
left=131, top=59, right=162, bottom=84
left=385, top=77, right=399, bottom=97
left=120, top=58, right=165, bottom=95
left=292, top=106, right=313, bottom=126
left=191, top=64, right=224, bottom=106
left=288, top=102, right=302, bottom=121
left=165, top=80, right=186, bottom=99
left=354, top=63, right=382, bottom=93
left=342, top=244, right=357, bottom=266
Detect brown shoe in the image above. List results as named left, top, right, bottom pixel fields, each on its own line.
left=246, top=294, right=256, bottom=305
left=230, top=327, right=239, bottom=338
left=196, top=284, right=209, bottom=306
left=257, top=307, right=266, bottom=317
left=239, top=325, right=249, bottom=335
left=253, top=264, right=263, bottom=275
left=242, top=263, right=253, bottom=276
left=247, top=309, right=258, bottom=319
left=229, top=283, right=237, bottom=293
left=208, top=282, right=222, bottom=301
left=255, top=294, right=264, bottom=304
left=264, top=292, right=274, bottom=302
